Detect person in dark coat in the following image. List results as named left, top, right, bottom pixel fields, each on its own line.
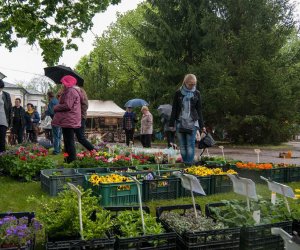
left=52, top=75, right=82, bottom=163
left=123, top=107, right=137, bottom=146
left=161, top=113, right=176, bottom=148
left=25, top=103, right=40, bottom=143
left=0, top=79, right=12, bottom=152
left=11, top=98, right=26, bottom=144
left=169, top=74, right=205, bottom=165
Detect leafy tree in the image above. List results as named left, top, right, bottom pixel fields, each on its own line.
left=0, top=0, right=121, bottom=65
left=132, top=0, right=300, bottom=143
left=76, top=3, right=146, bottom=107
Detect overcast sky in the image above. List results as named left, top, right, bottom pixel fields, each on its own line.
left=0, top=0, right=142, bottom=84
left=0, top=0, right=299, bottom=84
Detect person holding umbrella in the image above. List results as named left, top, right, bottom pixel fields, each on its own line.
left=169, top=74, right=205, bottom=165
left=52, top=75, right=82, bottom=163
left=0, top=79, right=12, bottom=152
left=140, top=106, right=153, bottom=148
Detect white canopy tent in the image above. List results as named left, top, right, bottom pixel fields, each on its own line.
left=87, top=100, right=125, bottom=118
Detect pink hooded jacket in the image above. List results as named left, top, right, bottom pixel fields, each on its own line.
left=52, top=86, right=82, bottom=128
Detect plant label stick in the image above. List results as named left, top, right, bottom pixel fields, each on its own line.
left=254, top=149, right=261, bottom=163
left=129, top=176, right=145, bottom=234
left=219, top=146, right=225, bottom=162
left=68, top=183, right=84, bottom=240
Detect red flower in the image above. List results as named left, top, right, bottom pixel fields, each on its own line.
left=20, top=156, right=27, bottom=161
left=63, top=153, right=69, bottom=157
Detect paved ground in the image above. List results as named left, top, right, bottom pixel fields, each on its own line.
left=194, top=141, right=300, bottom=164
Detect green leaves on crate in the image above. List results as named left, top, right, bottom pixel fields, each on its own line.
left=114, top=210, right=165, bottom=238
left=209, top=198, right=297, bottom=228
left=29, top=188, right=112, bottom=240
left=160, top=209, right=227, bottom=235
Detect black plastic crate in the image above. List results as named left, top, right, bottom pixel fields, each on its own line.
left=41, top=169, right=84, bottom=196
left=156, top=204, right=240, bottom=250
left=76, top=167, right=108, bottom=175
left=293, top=220, right=300, bottom=235
left=234, top=167, right=287, bottom=183
left=46, top=237, right=115, bottom=250
left=0, top=212, right=35, bottom=250
left=205, top=202, right=293, bottom=250
left=142, top=176, right=181, bottom=201
left=105, top=206, right=176, bottom=250
left=179, top=176, right=211, bottom=197
left=286, top=167, right=300, bottom=182
left=240, top=221, right=293, bottom=250
left=210, top=175, right=233, bottom=194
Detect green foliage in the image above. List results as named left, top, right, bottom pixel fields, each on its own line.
left=114, top=210, right=164, bottom=237
left=0, top=0, right=121, bottom=65
left=76, top=3, right=146, bottom=107
left=31, top=188, right=112, bottom=240
left=209, top=197, right=297, bottom=228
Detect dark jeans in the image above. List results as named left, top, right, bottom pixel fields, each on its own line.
left=52, top=126, right=62, bottom=154
left=165, top=130, right=176, bottom=148
left=141, top=134, right=151, bottom=148
left=12, top=125, right=24, bottom=144
left=62, top=127, right=76, bottom=163
left=125, top=129, right=134, bottom=146
left=74, top=119, right=94, bottom=151
left=0, top=125, right=7, bottom=152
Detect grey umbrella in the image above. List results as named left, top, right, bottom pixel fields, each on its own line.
left=157, top=104, right=172, bottom=117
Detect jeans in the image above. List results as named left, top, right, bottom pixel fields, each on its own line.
left=176, top=124, right=197, bottom=164
left=12, top=125, right=24, bottom=144
left=74, top=119, right=94, bottom=151
left=125, top=129, right=134, bottom=146
left=52, top=125, right=62, bottom=154
left=62, top=127, right=76, bottom=163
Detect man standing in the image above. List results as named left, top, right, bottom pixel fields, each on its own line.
left=11, top=98, right=26, bottom=144
left=0, top=79, right=12, bottom=152
left=45, top=91, right=61, bottom=155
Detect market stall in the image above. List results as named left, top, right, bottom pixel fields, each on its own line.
left=86, top=100, right=126, bottom=142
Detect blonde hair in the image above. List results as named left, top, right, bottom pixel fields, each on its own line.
left=141, top=106, right=149, bottom=112
left=183, top=74, right=197, bottom=85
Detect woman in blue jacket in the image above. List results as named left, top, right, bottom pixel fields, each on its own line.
left=25, top=103, right=40, bottom=143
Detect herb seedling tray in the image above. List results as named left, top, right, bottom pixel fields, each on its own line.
left=156, top=204, right=240, bottom=250
left=105, top=206, right=177, bottom=250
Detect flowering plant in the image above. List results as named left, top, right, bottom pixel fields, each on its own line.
left=0, top=215, right=42, bottom=248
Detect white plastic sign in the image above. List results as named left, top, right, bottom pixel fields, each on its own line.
left=260, top=176, right=295, bottom=199
left=227, top=174, right=258, bottom=200
left=173, top=171, right=206, bottom=195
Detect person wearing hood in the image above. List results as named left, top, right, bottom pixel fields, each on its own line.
left=25, top=103, right=40, bottom=143
left=0, top=79, right=12, bottom=152
left=169, top=74, right=205, bottom=165
left=140, top=106, right=153, bottom=148
left=52, top=75, right=82, bottom=163
left=123, top=106, right=137, bottom=146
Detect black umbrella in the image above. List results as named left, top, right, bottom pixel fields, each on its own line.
left=0, top=72, right=6, bottom=80
left=44, top=65, right=84, bottom=86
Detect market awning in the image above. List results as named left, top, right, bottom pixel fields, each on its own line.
left=87, top=100, right=125, bottom=118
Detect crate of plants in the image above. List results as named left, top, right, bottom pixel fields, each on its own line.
left=40, top=168, right=84, bottom=196
left=156, top=204, right=240, bottom=249
left=0, top=212, right=42, bottom=250
left=105, top=206, right=177, bottom=250
left=32, top=188, right=115, bottom=250
left=141, top=172, right=181, bottom=201
left=86, top=173, right=140, bottom=206
left=205, top=198, right=294, bottom=250
left=234, top=162, right=287, bottom=183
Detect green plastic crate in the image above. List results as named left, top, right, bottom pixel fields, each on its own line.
left=210, top=175, right=233, bottom=194
left=84, top=175, right=141, bottom=206
left=41, top=169, right=84, bottom=196
left=286, top=167, right=300, bottom=182
left=142, top=176, right=181, bottom=201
